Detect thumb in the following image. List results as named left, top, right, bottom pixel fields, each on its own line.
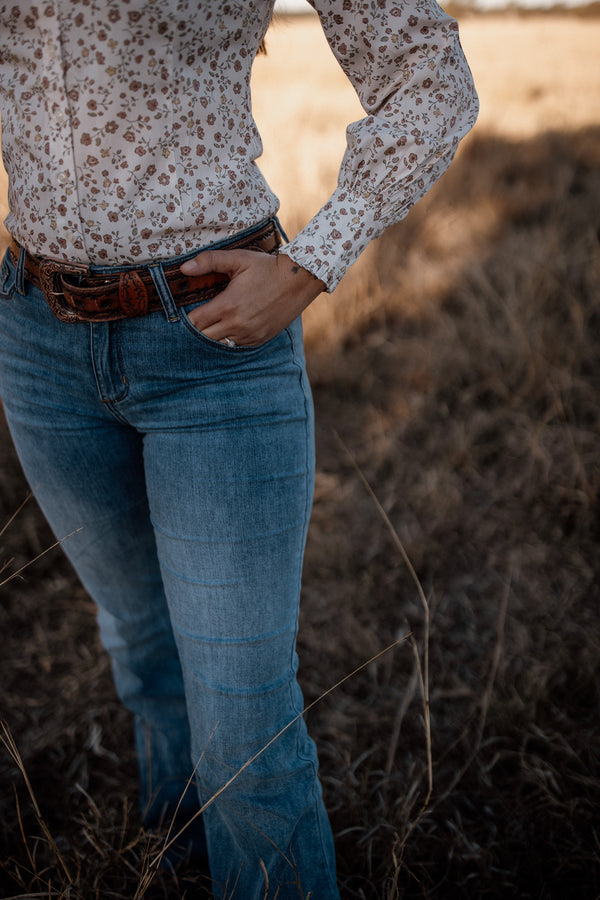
left=180, top=248, right=245, bottom=278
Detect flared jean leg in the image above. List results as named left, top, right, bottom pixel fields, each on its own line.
left=141, top=391, right=337, bottom=898
left=0, top=249, right=339, bottom=899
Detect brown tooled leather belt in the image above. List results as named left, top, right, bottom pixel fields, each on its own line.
left=8, top=220, right=282, bottom=323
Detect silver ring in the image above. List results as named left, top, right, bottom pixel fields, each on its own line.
left=222, top=336, right=236, bottom=348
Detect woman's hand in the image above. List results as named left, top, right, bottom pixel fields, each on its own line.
left=179, top=249, right=325, bottom=346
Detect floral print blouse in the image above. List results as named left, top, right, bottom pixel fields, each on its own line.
left=0, top=0, right=478, bottom=291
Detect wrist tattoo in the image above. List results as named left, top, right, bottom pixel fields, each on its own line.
left=291, top=263, right=318, bottom=282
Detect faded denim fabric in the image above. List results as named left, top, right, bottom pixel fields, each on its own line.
left=0, top=242, right=339, bottom=900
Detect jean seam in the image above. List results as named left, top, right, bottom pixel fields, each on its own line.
left=114, top=323, right=130, bottom=402
left=283, top=323, right=333, bottom=889
left=89, top=323, right=130, bottom=417
left=286, top=320, right=317, bottom=754
left=285, top=321, right=313, bottom=719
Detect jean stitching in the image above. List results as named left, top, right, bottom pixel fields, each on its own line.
left=285, top=322, right=316, bottom=728
left=15, top=245, right=26, bottom=295
left=113, top=323, right=129, bottom=402
left=149, top=263, right=179, bottom=322
left=0, top=250, right=16, bottom=299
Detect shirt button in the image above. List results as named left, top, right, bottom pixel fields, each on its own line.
left=57, top=172, right=69, bottom=185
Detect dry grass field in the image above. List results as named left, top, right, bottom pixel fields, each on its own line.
left=1, top=11, right=599, bottom=900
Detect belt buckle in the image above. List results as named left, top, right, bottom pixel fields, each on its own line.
left=38, top=258, right=92, bottom=323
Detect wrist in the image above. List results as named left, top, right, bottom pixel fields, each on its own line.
left=276, top=252, right=326, bottom=299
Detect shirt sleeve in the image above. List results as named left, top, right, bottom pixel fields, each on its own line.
left=282, top=0, right=479, bottom=291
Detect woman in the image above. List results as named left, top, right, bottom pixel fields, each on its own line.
left=0, top=1, right=477, bottom=897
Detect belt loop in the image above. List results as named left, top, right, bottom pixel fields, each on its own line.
left=274, top=215, right=289, bottom=244
left=148, top=263, right=179, bottom=322
left=15, top=245, right=27, bottom=295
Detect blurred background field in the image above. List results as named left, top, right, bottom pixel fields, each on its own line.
left=1, top=10, right=599, bottom=900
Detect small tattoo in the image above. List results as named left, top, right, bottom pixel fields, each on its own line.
left=289, top=263, right=318, bottom=282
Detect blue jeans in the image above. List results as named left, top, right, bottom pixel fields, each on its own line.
left=0, top=237, right=339, bottom=900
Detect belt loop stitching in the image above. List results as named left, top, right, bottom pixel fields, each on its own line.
left=15, top=246, right=27, bottom=295
left=273, top=215, right=289, bottom=244
left=148, top=263, right=179, bottom=322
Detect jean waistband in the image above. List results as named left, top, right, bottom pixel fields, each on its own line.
left=8, top=217, right=285, bottom=324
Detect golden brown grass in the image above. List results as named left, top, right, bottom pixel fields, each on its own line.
left=1, top=12, right=600, bottom=900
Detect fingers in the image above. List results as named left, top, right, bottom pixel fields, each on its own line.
left=180, top=248, right=270, bottom=344
left=188, top=295, right=233, bottom=341
left=180, top=247, right=244, bottom=278
left=179, top=248, right=251, bottom=342
left=178, top=247, right=323, bottom=347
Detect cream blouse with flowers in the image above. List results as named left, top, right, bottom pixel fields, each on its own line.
left=0, top=0, right=478, bottom=291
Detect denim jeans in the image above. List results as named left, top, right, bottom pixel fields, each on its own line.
left=0, top=236, right=339, bottom=900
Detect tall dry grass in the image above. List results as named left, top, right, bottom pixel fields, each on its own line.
left=1, top=11, right=600, bottom=899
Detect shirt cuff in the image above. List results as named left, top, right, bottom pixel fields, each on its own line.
left=282, top=188, right=378, bottom=293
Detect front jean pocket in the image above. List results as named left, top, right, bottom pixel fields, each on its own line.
left=178, top=300, right=275, bottom=354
